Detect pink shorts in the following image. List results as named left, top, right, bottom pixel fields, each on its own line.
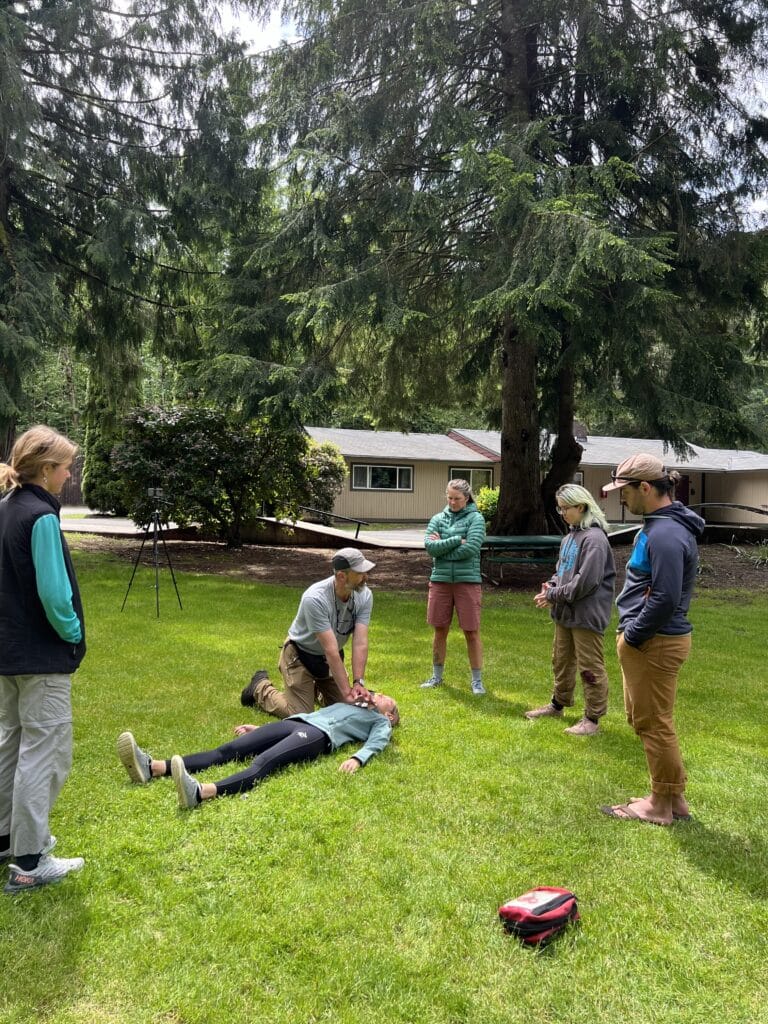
left=427, top=582, right=482, bottom=632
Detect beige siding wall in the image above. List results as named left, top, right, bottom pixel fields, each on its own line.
left=581, top=466, right=768, bottom=524
left=702, top=473, right=768, bottom=523
left=330, top=460, right=495, bottom=523
left=331, top=459, right=768, bottom=526
left=582, top=467, right=704, bottom=524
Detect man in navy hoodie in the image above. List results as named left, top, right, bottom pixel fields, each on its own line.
left=601, top=453, right=704, bottom=826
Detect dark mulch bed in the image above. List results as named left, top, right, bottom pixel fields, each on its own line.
left=70, top=535, right=765, bottom=594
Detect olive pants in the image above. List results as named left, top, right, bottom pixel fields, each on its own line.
left=552, top=624, right=609, bottom=720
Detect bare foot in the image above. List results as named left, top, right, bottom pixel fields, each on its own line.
left=629, top=794, right=690, bottom=819
left=601, top=798, right=672, bottom=826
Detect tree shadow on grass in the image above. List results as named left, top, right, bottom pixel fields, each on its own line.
left=672, top=821, right=768, bottom=898
left=435, top=684, right=525, bottom=719
left=0, top=881, right=89, bottom=1018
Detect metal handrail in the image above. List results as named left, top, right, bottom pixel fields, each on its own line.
left=297, top=505, right=370, bottom=539
left=686, top=503, right=768, bottom=518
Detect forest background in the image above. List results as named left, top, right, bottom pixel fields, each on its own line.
left=2, top=0, right=768, bottom=534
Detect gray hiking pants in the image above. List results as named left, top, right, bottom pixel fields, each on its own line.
left=0, top=673, right=73, bottom=857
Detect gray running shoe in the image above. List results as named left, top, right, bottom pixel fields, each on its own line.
left=524, top=702, right=563, bottom=720
left=0, top=834, right=55, bottom=865
left=471, top=679, right=486, bottom=696
left=4, top=854, right=84, bottom=894
left=117, top=731, right=152, bottom=784
left=420, top=677, right=442, bottom=689
left=171, top=755, right=201, bottom=810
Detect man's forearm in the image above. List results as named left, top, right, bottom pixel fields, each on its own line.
left=351, top=640, right=369, bottom=684
left=324, top=646, right=351, bottom=693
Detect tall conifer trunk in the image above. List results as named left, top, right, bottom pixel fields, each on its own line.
left=538, top=13, right=588, bottom=526
left=492, top=319, right=545, bottom=533
left=541, top=339, right=584, bottom=525
left=492, top=0, right=545, bottom=534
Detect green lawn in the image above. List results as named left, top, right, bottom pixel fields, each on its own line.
left=2, top=550, right=767, bottom=1024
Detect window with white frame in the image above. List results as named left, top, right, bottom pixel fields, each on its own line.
left=449, top=467, right=494, bottom=492
left=351, top=463, right=413, bottom=491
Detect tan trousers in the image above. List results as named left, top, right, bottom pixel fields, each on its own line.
left=552, top=625, right=609, bottom=720
left=252, top=642, right=348, bottom=719
left=618, top=632, right=691, bottom=796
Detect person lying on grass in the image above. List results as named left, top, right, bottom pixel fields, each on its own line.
left=116, top=694, right=399, bottom=810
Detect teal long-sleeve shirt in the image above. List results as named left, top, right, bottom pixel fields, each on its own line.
left=31, top=514, right=82, bottom=643
left=289, top=703, right=393, bottom=766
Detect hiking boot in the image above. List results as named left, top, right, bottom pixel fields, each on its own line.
left=0, top=834, right=56, bottom=865
left=471, top=680, right=486, bottom=696
left=564, top=717, right=599, bottom=736
left=420, top=677, right=442, bottom=689
left=171, top=755, right=201, bottom=810
left=117, top=731, right=153, bottom=784
left=524, top=702, right=562, bottom=720
left=241, top=670, right=270, bottom=707
left=4, top=854, right=84, bottom=894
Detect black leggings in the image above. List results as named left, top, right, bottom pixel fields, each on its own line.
left=179, top=720, right=331, bottom=798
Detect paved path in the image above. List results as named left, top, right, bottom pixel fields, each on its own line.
left=61, top=508, right=144, bottom=536
left=60, top=508, right=426, bottom=549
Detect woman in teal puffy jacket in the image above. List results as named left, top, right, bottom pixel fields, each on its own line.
left=421, top=479, right=487, bottom=695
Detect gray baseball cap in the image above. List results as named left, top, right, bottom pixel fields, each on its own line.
left=332, top=547, right=376, bottom=573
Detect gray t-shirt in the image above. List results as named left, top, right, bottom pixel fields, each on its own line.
left=288, top=576, right=373, bottom=656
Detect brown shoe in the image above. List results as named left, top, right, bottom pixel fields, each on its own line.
left=564, top=717, right=599, bottom=736
left=524, top=702, right=562, bottom=720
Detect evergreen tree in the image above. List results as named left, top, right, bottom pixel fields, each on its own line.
left=0, top=0, right=264, bottom=449
left=238, top=0, right=768, bottom=531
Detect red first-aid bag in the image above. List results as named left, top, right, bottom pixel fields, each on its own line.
left=498, top=887, right=579, bottom=946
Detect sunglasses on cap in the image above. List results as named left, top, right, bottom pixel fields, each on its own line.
left=610, top=471, right=643, bottom=487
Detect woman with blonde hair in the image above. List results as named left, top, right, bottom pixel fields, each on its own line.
left=0, top=426, right=86, bottom=892
left=526, top=483, right=615, bottom=735
left=421, top=477, right=487, bottom=695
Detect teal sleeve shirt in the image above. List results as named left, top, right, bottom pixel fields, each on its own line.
left=31, top=514, right=82, bottom=643
left=290, top=704, right=393, bottom=765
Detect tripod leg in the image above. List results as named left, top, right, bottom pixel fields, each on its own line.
left=157, top=521, right=183, bottom=610
left=153, top=512, right=161, bottom=618
left=121, top=524, right=152, bottom=611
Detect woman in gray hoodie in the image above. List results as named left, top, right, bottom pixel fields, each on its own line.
left=525, top=484, right=616, bottom=736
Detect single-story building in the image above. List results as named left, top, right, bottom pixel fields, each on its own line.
left=307, top=426, right=768, bottom=526
left=306, top=427, right=497, bottom=523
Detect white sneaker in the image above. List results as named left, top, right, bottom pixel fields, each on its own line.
left=471, top=680, right=486, bottom=696
left=4, top=854, right=84, bottom=893
left=171, top=755, right=201, bottom=810
left=420, top=677, right=442, bottom=689
left=0, top=834, right=55, bottom=865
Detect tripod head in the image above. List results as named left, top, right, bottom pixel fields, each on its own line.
left=147, top=486, right=171, bottom=519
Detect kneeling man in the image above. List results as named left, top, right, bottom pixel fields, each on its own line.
left=241, top=547, right=375, bottom=717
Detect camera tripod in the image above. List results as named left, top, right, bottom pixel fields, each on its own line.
left=121, top=506, right=183, bottom=617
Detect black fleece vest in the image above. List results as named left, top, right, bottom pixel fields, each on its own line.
left=0, top=485, right=86, bottom=675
